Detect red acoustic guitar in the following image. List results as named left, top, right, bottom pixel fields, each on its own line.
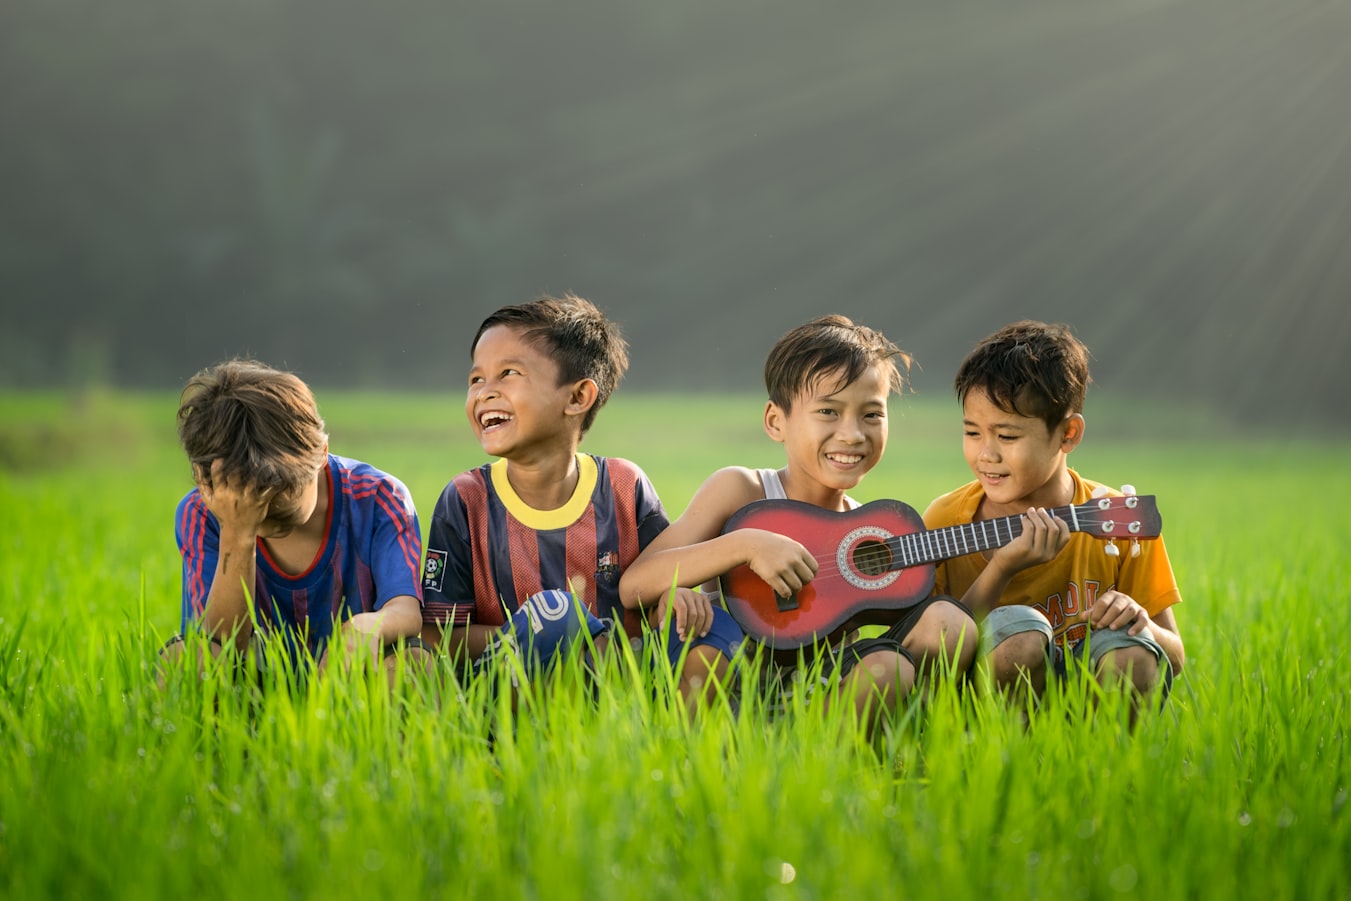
left=719, top=493, right=1162, bottom=649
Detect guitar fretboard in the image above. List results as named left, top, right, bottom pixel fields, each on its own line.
left=888, top=502, right=1088, bottom=568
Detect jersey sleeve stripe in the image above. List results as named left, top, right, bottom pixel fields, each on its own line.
left=369, top=483, right=423, bottom=585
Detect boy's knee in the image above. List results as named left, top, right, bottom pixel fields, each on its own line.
left=907, top=599, right=978, bottom=667
left=858, top=649, right=916, bottom=697
left=989, top=630, right=1050, bottom=686
left=679, top=644, right=730, bottom=694
left=932, top=600, right=978, bottom=655
left=683, top=643, right=728, bottom=676
left=1098, top=645, right=1161, bottom=694
left=159, top=634, right=186, bottom=663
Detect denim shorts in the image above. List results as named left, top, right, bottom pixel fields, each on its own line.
left=981, top=604, right=1171, bottom=691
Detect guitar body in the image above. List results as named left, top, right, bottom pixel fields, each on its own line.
left=719, top=498, right=936, bottom=649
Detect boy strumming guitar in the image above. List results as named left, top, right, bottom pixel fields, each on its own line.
left=924, top=320, right=1185, bottom=714
left=619, top=315, right=976, bottom=735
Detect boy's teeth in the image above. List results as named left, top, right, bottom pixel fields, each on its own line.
left=481, top=412, right=512, bottom=428
left=829, top=453, right=863, bottom=464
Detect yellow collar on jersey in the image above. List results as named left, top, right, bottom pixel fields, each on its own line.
left=489, top=453, right=597, bottom=531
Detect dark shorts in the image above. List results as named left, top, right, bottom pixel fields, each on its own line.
left=876, top=593, right=971, bottom=646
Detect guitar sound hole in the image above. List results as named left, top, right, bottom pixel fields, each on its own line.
left=851, top=539, right=892, bottom=576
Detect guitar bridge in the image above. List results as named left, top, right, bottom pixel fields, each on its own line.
left=775, top=592, right=800, bottom=612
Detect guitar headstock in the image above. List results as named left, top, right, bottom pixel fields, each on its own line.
left=1076, top=489, right=1162, bottom=547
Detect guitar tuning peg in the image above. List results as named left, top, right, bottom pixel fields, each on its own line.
left=1091, top=485, right=1111, bottom=499
left=1104, top=539, right=1120, bottom=557
left=1130, top=539, right=1141, bottom=558
left=1120, top=484, right=1136, bottom=496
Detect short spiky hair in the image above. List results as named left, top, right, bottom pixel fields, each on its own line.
left=954, top=320, right=1092, bottom=429
left=471, top=293, right=629, bottom=434
left=176, top=359, right=329, bottom=491
left=764, top=314, right=911, bottom=410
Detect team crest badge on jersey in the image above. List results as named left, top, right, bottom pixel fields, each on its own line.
left=596, top=549, right=620, bottom=584
left=423, top=549, right=448, bottom=592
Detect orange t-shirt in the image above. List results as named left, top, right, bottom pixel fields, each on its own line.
left=922, top=470, right=1181, bottom=646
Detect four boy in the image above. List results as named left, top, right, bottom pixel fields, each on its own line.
left=168, top=306, right=1183, bottom=722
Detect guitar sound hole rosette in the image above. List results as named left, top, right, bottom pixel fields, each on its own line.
left=839, top=526, right=902, bottom=591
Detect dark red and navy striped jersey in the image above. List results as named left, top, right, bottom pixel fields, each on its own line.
left=420, top=454, right=669, bottom=638
left=176, top=454, right=423, bottom=658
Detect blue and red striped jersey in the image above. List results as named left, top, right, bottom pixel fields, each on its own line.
left=420, top=454, right=668, bottom=638
left=175, top=454, right=423, bottom=658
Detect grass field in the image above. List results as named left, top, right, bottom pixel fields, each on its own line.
left=1, top=389, right=1348, bottom=900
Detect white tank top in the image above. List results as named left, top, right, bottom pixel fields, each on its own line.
left=757, top=468, right=788, bottom=500
left=756, top=468, right=861, bottom=509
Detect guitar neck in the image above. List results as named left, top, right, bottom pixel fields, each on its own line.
left=893, top=502, right=1087, bottom=568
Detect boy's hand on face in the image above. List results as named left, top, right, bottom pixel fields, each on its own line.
left=744, top=529, right=819, bottom=600
left=658, top=587, right=715, bottom=641
left=987, top=507, right=1069, bottom=578
left=196, top=459, right=273, bottom=538
left=1081, top=589, right=1150, bottom=635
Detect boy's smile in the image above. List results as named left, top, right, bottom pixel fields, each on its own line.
left=961, top=387, right=1081, bottom=515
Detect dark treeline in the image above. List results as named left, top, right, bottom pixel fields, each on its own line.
left=2, top=0, right=1348, bottom=423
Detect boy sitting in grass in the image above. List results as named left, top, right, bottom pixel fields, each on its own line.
left=619, top=315, right=976, bottom=736
left=923, top=320, right=1185, bottom=711
left=165, top=359, right=428, bottom=682
left=419, top=294, right=742, bottom=706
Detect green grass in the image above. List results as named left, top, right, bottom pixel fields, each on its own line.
left=1, top=390, right=1348, bottom=900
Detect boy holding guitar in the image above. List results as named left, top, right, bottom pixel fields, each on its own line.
left=923, top=320, right=1185, bottom=707
left=619, top=315, right=976, bottom=733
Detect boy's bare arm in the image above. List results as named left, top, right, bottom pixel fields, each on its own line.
left=196, top=461, right=272, bottom=650
left=1145, top=606, right=1185, bottom=674
left=959, top=507, right=1070, bottom=617
left=336, top=595, right=424, bottom=658
left=619, top=467, right=817, bottom=609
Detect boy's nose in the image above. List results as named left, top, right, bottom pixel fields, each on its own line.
left=837, top=419, right=865, bottom=442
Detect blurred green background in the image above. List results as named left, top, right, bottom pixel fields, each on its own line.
left=2, top=0, right=1348, bottom=425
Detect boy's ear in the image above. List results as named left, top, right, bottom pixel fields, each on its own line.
left=1060, top=413, right=1085, bottom=451
left=763, top=401, right=787, bottom=444
left=566, top=379, right=600, bottom=418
